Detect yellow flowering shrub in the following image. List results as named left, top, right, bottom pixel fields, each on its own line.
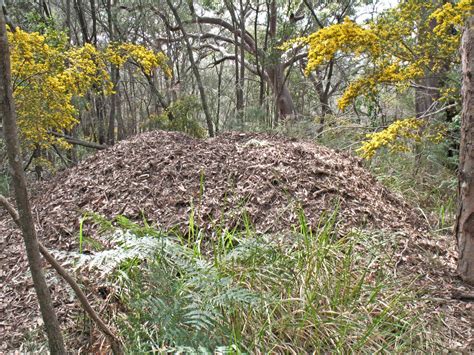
left=288, top=0, right=472, bottom=111
left=357, top=118, right=425, bottom=159
left=106, top=43, right=172, bottom=77
left=8, top=27, right=171, bottom=149
left=284, top=0, right=471, bottom=159
left=357, top=118, right=447, bottom=159
left=286, top=18, right=380, bottom=76
left=337, top=61, right=425, bottom=110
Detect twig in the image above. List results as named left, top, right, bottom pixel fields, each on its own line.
left=451, top=291, right=474, bottom=302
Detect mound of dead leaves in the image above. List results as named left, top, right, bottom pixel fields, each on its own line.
left=0, top=130, right=433, bottom=350
left=34, top=131, right=424, bottom=238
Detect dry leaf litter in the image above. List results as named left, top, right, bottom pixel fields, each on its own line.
left=0, top=131, right=472, bottom=351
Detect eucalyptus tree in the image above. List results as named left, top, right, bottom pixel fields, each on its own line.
left=457, top=15, right=474, bottom=285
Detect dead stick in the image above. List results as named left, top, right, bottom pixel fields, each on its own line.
left=0, top=195, right=123, bottom=354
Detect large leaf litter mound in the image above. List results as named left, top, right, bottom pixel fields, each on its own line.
left=33, top=131, right=423, bottom=237
left=0, top=130, right=428, bottom=350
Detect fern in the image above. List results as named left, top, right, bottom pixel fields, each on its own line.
left=56, top=210, right=440, bottom=353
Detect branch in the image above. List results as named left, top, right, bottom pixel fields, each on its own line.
left=48, top=131, right=107, bottom=150
left=416, top=102, right=458, bottom=119
left=0, top=126, right=107, bottom=150
left=0, top=195, right=123, bottom=354
left=206, top=53, right=269, bottom=81
left=284, top=51, right=308, bottom=69
left=302, top=0, right=324, bottom=28
left=194, top=16, right=256, bottom=53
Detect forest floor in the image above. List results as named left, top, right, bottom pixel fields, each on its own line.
left=0, top=131, right=473, bottom=352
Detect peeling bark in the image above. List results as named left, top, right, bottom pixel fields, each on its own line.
left=456, top=16, right=474, bottom=285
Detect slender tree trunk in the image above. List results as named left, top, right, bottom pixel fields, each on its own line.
left=254, top=1, right=265, bottom=107
left=96, top=95, right=106, bottom=144
left=116, top=80, right=126, bottom=140
left=267, top=0, right=296, bottom=123
left=308, top=65, right=333, bottom=132
left=238, top=0, right=246, bottom=125
left=107, top=66, right=118, bottom=144
left=0, top=8, right=66, bottom=353
left=74, top=0, right=89, bottom=43
left=33, top=145, right=43, bottom=180
left=167, top=0, right=214, bottom=137
left=456, top=16, right=474, bottom=285
left=106, top=0, right=116, bottom=144
left=65, top=0, right=71, bottom=42
left=215, top=62, right=223, bottom=134
left=89, top=0, right=97, bottom=45
left=225, top=1, right=244, bottom=127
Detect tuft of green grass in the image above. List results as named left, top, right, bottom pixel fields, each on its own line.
left=71, top=208, right=445, bottom=353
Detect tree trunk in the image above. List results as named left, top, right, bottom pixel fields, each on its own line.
left=267, top=0, right=296, bottom=123
left=74, top=0, right=89, bottom=44
left=0, top=8, right=66, bottom=353
left=456, top=16, right=474, bottom=285
left=167, top=0, right=214, bottom=137
left=267, top=64, right=296, bottom=120
left=107, top=66, right=118, bottom=145
left=225, top=1, right=244, bottom=127
left=96, top=94, right=106, bottom=144
left=65, top=0, right=72, bottom=42
left=215, top=62, right=223, bottom=134
left=238, top=0, right=246, bottom=125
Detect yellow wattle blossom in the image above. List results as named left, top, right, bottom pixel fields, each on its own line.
left=337, top=60, right=425, bottom=110
left=8, top=28, right=171, bottom=149
left=284, top=0, right=471, bottom=113
left=357, top=118, right=425, bottom=159
left=106, top=43, right=172, bottom=77
left=357, top=118, right=447, bottom=159
left=297, top=18, right=380, bottom=76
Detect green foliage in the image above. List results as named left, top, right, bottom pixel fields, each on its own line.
left=69, top=209, right=443, bottom=353
left=315, top=120, right=457, bottom=229
left=370, top=146, right=458, bottom=232
left=149, top=96, right=206, bottom=138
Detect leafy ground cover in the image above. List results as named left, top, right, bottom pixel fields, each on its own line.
left=0, top=131, right=472, bottom=352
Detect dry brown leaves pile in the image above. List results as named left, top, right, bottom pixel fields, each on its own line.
left=0, top=131, right=472, bottom=351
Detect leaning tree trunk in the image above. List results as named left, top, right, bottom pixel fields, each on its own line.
left=166, top=0, right=214, bottom=137
left=456, top=16, right=474, bottom=285
left=0, top=5, right=66, bottom=352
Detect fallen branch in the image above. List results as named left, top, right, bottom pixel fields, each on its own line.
left=0, top=127, right=107, bottom=150
left=48, top=131, right=107, bottom=150
left=451, top=290, right=474, bottom=302
left=0, top=195, right=123, bottom=354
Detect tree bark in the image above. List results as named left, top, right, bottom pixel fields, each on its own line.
left=74, top=0, right=89, bottom=44
left=456, top=16, right=474, bottom=285
left=267, top=0, right=296, bottom=123
left=0, top=7, right=66, bottom=353
left=225, top=1, right=244, bottom=127
left=238, top=0, right=247, bottom=124
left=166, top=0, right=214, bottom=137
left=96, top=94, right=106, bottom=144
